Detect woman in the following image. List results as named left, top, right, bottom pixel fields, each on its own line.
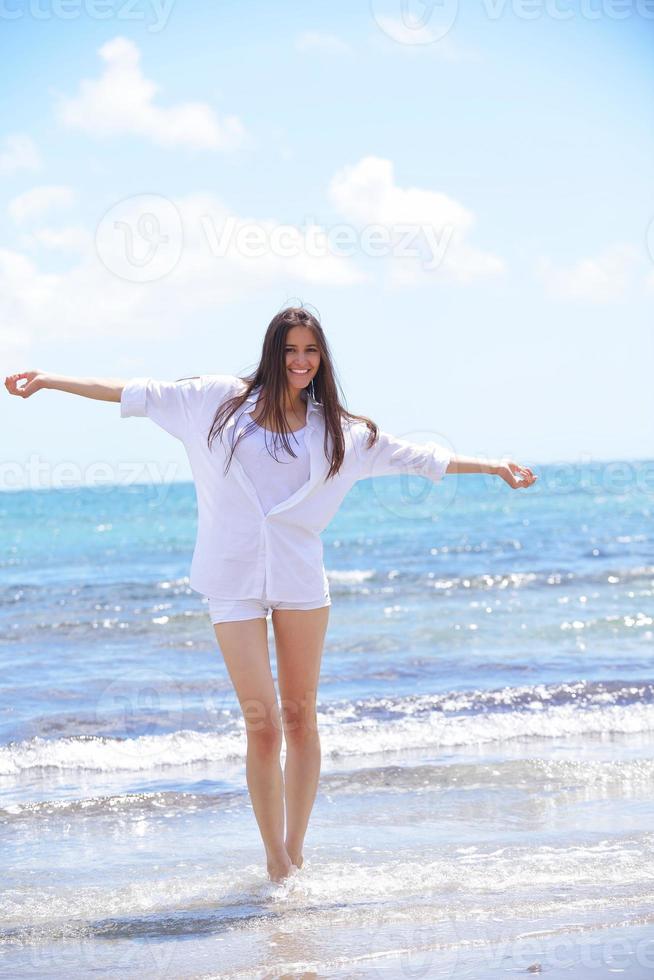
left=4, top=305, right=537, bottom=883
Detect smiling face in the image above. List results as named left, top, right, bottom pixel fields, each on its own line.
left=284, top=325, right=321, bottom=391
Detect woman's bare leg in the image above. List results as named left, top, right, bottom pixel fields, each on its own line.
left=213, top=616, right=293, bottom=882
left=272, top=605, right=330, bottom=869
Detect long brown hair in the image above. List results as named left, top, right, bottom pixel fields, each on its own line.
left=207, top=305, right=378, bottom=480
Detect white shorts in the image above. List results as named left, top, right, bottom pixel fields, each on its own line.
left=207, top=591, right=331, bottom=625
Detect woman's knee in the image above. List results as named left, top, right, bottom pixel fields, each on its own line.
left=242, top=698, right=284, bottom=753
left=283, top=712, right=320, bottom=748
left=246, top=728, right=284, bottom=758
left=280, top=691, right=319, bottom=739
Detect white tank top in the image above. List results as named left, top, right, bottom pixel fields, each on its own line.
left=234, top=420, right=310, bottom=515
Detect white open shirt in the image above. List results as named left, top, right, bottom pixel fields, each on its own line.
left=120, top=374, right=452, bottom=602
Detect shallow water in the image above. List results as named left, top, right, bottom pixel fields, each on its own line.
left=1, top=463, right=653, bottom=976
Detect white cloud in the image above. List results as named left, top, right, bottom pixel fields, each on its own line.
left=1, top=161, right=509, bottom=363
left=173, top=194, right=366, bottom=293
left=0, top=133, right=41, bottom=176
left=328, top=155, right=504, bottom=284
left=536, top=244, right=640, bottom=302
left=56, top=36, right=246, bottom=151
left=0, top=249, right=61, bottom=365
left=21, top=226, right=92, bottom=252
left=295, top=31, right=353, bottom=55
left=0, top=193, right=366, bottom=358
left=8, top=186, right=75, bottom=224
left=330, top=156, right=470, bottom=228
left=0, top=243, right=147, bottom=367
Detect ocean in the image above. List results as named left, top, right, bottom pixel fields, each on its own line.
left=1, top=461, right=653, bottom=978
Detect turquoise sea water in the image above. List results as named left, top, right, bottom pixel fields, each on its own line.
left=1, top=462, right=653, bottom=977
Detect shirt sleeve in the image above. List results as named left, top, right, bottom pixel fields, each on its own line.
left=354, top=425, right=452, bottom=484
left=120, top=376, right=207, bottom=441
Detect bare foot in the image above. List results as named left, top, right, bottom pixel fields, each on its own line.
left=287, top=853, right=304, bottom=869
left=267, top=855, right=295, bottom=882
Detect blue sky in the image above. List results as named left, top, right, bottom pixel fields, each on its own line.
left=1, top=1, right=652, bottom=490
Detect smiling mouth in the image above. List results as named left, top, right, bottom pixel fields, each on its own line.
left=289, top=368, right=310, bottom=374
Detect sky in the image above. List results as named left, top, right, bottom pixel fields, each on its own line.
left=1, top=0, right=652, bottom=492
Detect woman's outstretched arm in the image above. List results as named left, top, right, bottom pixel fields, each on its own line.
left=4, top=370, right=126, bottom=403
left=448, top=453, right=537, bottom=489
left=352, top=425, right=538, bottom=492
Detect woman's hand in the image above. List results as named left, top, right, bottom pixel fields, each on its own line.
left=4, top=371, right=48, bottom=398
left=494, top=459, right=537, bottom=489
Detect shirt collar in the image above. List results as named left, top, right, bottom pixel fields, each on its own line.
left=242, top=384, right=321, bottom=428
